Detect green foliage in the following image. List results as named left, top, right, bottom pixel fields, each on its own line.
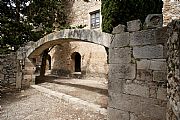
left=0, top=0, right=67, bottom=52
left=101, top=0, right=163, bottom=33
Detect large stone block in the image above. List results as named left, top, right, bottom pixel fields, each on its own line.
left=144, top=14, right=163, bottom=29
left=112, top=24, right=126, bottom=34
left=136, top=69, right=152, bottom=81
left=108, top=107, right=130, bottom=120
left=124, top=83, right=149, bottom=97
left=155, top=27, right=168, bottom=44
left=108, top=78, right=124, bottom=94
left=137, top=59, right=150, bottom=70
left=153, top=71, right=167, bottom=82
left=133, top=45, right=164, bottom=59
left=150, top=59, right=167, bottom=71
left=130, top=113, right=153, bottom=120
left=110, top=32, right=130, bottom=48
left=157, top=87, right=167, bottom=100
left=109, top=92, right=166, bottom=120
left=0, top=73, right=4, bottom=79
left=109, top=47, right=131, bottom=64
left=109, top=63, right=136, bottom=80
left=127, top=19, right=141, bottom=32
left=130, top=29, right=156, bottom=46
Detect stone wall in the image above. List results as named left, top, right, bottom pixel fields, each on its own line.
left=166, top=20, right=180, bottom=120
left=66, top=0, right=101, bottom=30
left=163, top=0, right=180, bottom=26
left=0, top=53, right=17, bottom=88
left=49, top=41, right=108, bottom=80
left=108, top=20, right=168, bottom=120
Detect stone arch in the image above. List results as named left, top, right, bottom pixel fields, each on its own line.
left=24, top=29, right=112, bottom=59
left=16, top=29, right=112, bottom=88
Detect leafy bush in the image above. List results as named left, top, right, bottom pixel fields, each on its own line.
left=101, top=0, right=163, bottom=33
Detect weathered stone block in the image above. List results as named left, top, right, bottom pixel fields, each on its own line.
left=110, top=32, right=130, bottom=48
left=109, top=63, right=136, bottom=80
left=130, top=113, right=153, bottom=120
left=127, top=19, right=141, bottom=32
left=153, top=71, right=167, bottom=82
left=0, top=65, right=3, bottom=70
left=155, top=27, right=168, bottom=44
left=109, top=92, right=166, bottom=120
left=133, top=45, right=164, bottom=59
left=137, top=59, right=150, bottom=70
left=109, top=47, right=131, bottom=64
left=130, top=29, right=156, bottom=46
left=136, top=69, right=152, bottom=81
left=124, top=83, right=149, bottom=97
left=144, top=14, right=163, bottom=29
left=149, top=86, right=157, bottom=99
left=112, top=24, right=126, bottom=34
left=108, top=79, right=124, bottom=94
left=150, top=59, right=167, bottom=71
left=157, top=87, right=167, bottom=100
left=0, top=73, right=4, bottom=79
left=108, top=107, right=130, bottom=120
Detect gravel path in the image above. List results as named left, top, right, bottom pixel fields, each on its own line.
left=0, top=88, right=106, bottom=120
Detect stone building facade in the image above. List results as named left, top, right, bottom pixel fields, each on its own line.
left=163, top=0, right=180, bottom=26
left=66, top=0, right=101, bottom=30
left=46, top=0, right=106, bottom=80
left=49, top=42, right=108, bottom=80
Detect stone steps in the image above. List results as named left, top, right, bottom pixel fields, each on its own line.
left=34, top=77, right=108, bottom=108
left=31, top=84, right=107, bottom=115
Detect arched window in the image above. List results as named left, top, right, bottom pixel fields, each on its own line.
left=71, top=52, right=81, bottom=72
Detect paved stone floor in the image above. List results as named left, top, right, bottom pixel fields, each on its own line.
left=0, top=77, right=107, bottom=120
left=37, top=77, right=108, bottom=108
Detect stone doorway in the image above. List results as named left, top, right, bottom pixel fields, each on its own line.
left=71, top=52, right=81, bottom=72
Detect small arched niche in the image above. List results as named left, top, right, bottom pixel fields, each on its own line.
left=71, top=52, right=81, bottom=72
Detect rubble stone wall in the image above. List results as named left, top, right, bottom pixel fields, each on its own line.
left=166, top=20, right=180, bottom=120
left=108, top=21, right=168, bottom=120
left=0, top=53, right=17, bottom=88
left=163, top=0, right=180, bottom=26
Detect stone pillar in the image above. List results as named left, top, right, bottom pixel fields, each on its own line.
left=108, top=20, right=168, bottom=120
left=166, top=20, right=180, bottom=120
left=16, top=46, right=36, bottom=88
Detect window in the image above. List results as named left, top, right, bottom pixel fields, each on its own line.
left=90, top=10, right=100, bottom=29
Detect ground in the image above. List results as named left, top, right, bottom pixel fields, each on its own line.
left=0, top=77, right=107, bottom=120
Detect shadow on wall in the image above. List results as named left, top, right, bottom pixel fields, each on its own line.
left=50, top=43, right=71, bottom=77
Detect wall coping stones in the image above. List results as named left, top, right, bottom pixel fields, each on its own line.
left=144, top=14, right=163, bottom=29
left=112, top=24, right=126, bottom=34
left=127, top=19, right=142, bottom=32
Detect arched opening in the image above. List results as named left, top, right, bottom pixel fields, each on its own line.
left=71, top=52, right=81, bottom=72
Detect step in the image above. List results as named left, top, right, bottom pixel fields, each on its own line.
left=31, top=85, right=107, bottom=115
left=38, top=81, right=108, bottom=108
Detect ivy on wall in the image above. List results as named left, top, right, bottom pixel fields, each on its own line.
left=101, top=0, right=163, bottom=33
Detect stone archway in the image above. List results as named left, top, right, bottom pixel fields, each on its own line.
left=16, top=29, right=112, bottom=88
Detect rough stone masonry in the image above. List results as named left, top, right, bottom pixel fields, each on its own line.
left=0, top=53, right=17, bottom=88
left=1, top=17, right=180, bottom=120
left=108, top=19, right=168, bottom=120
